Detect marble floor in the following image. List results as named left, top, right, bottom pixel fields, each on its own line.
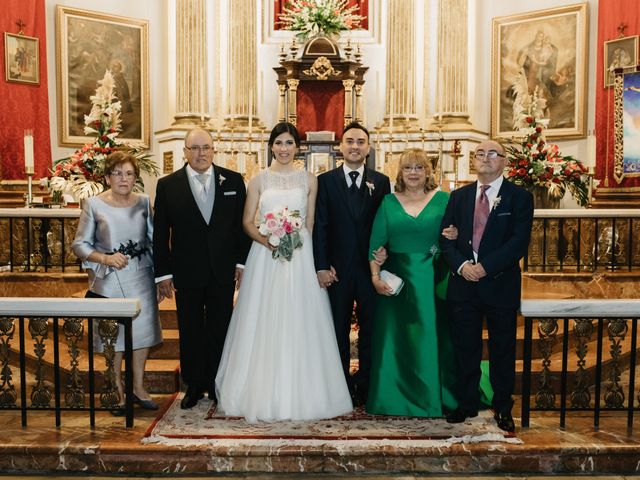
left=1, top=394, right=640, bottom=476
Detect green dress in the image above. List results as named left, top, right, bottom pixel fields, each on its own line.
left=366, top=191, right=492, bottom=417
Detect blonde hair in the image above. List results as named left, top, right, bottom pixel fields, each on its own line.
left=394, top=149, right=437, bottom=193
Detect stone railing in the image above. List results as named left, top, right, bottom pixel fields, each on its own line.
left=0, top=208, right=82, bottom=273
left=525, top=209, right=640, bottom=273
left=520, top=299, right=640, bottom=429
left=0, top=298, right=139, bottom=427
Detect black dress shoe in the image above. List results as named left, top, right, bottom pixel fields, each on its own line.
left=445, top=408, right=478, bottom=424
left=494, top=411, right=515, bottom=432
left=180, top=389, right=204, bottom=410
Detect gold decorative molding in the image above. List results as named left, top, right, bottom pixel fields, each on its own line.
left=613, top=71, right=625, bottom=184
left=303, top=56, right=341, bottom=80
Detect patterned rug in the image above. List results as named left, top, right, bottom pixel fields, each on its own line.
left=142, top=393, right=522, bottom=447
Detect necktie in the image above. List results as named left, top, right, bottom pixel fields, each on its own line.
left=472, top=184, right=490, bottom=253
left=195, top=173, right=209, bottom=200
left=348, top=171, right=359, bottom=193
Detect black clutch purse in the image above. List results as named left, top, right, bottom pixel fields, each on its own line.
left=84, top=290, right=107, bottom=299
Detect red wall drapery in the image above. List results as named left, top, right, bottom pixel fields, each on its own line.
left=0, top=0, right=51, bottom=180
left=296, top=81, right=345, bottom=139
left=595, top=1, right=640, bottom=188
left=274, top=0, right=369, bottom=32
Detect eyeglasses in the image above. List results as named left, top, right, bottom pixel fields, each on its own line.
left=474, top=150, right=505, bottom=160
left=186, top=145, right=213, bottom=153
left=110, top=171, right=136, bottom=179
left=401, top=164, right=425, bottom=173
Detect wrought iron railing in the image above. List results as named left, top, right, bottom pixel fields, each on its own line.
left=525, top=209, right=640, bottom=272
left=0, top=298, right=139, bottom=427
left=0, top=208, right=82, bottom=272
left=521, top=299, right=640, bottom=429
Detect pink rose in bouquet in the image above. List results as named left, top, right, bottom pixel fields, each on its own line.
left=258, top=207, right=304, bottom=261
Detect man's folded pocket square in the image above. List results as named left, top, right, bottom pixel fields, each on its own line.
left=223, top=191, right=237, bottom=196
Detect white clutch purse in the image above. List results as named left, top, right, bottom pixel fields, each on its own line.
left=380, top=270, right=404, bottom=296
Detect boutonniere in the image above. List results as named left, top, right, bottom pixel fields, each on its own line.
left=491, top=196, right=502, bottom=211
left=365, top=181, right=375, bottom=196
left=218, top=174, right=226, bottom=186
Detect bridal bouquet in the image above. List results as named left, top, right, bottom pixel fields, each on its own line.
left=258, top=207, right=304, bottom=262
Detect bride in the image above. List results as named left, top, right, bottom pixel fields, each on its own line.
left=215, top=122, right=353, bottom=422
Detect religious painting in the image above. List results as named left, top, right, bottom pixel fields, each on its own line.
left=491, top=3, right=588, bottom=140
left=612, top=69, right=640, bottom=184
left=4, top=33, right=39, bottom=85
left=56, top=6, right=149, bottom=147
left=265, top=0, right=377, bottom=43
left=603, top=36, right=638, bottom=87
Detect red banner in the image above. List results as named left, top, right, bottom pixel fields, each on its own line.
left=0, top=0, right=51, bottom=180
left=296, top=81, right=345, bottom=139
left=595, top=1, right=640, bottom=188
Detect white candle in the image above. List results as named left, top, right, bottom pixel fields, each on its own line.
left=248, top=91, right=253, bottom=136
left=438, top=66, right=443, bottom=122
left=24, top=130, right=34, bottom=174
left=586, top=130, right=596, bottom=169
left=217, top=87, right=223, bottom=134
left=389, top=87, right=394, bottom=132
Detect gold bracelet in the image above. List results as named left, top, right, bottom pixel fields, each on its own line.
left=371, top=272, right=380, bottom=277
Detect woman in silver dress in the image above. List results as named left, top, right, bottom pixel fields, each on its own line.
left=72, top=151, right=162, bottom=412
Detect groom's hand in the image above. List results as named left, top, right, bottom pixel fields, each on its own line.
left=317, top=268, right=337, bottom=289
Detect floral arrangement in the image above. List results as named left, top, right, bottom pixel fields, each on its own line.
left=258, top=207, right=304, bottom=261
left=279, top=0, right=366, bottom=39
left=49, top=70, right=158, bottom=199
left=505, top=116, right=589, bottom=207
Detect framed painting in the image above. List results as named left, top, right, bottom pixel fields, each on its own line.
left=604, top=35, right=638, bottom=87
left=4, top=32, right=39, bottom=85
left=491, top=3, right=588, bottom=140
left=55, top=6, right=149, bottom=147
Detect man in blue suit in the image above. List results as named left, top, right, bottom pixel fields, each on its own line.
left=313, top=122, right=391, bottom=405
left=440, top=139, right=534, bottom=432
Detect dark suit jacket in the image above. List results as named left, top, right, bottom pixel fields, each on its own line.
left=153, top=165, right=250, bottom=289
left=439, top=179, right=534, bottom=308
left=313, top=165, right=391, bottom=275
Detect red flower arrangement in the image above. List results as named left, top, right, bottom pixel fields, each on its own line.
left=505, top=116, right=589, bottom=206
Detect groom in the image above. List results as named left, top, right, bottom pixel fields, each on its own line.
left=153, top=127, right=250, bottom=409
left=439, top=139, right=533, bottom=432
left=313, top=121, right=391, bottom=405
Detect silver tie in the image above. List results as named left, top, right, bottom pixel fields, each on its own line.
left=195, top=173, right=209, bottom=200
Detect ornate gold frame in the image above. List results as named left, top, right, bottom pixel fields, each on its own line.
left=4, top=32, right=39, bottom=85
left=613, top=70, right=640, bottom=183
left=491, top=3, right=588, bottom=140
left=55, top=6, right=149, bottom=147
left=603, top=35, right=638, bottom=88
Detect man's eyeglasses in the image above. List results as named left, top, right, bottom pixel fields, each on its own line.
left=474, top=150, right=505, bottom=160
left=186, top=145, right=213, bottom=153
left=110, top=171, right=136, bottom=179
left=401, top=164, right=425, bottom=173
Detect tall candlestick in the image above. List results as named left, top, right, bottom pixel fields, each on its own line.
left=200, top=65, right=205, bottom=123
left=24, top=130, right=34, bottom=174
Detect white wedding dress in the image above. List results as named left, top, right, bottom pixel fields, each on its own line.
left=215, top=169, right=352, bottom=422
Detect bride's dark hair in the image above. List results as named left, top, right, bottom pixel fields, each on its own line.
left=268, top=122, right=301, bottom=148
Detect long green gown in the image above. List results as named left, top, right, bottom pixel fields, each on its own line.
left=366, top=191, right=492, bottom=417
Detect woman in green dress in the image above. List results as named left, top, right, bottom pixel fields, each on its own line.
left=367, top=149, right=491, bottom=417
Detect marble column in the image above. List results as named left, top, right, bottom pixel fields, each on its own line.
left=226, top=0, right=259, bottom=130
left=384, top=0, right=418, bottom=130
left=435, top=0, right=471, bottom=127
left=172, top=0, right=208, bottom=126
